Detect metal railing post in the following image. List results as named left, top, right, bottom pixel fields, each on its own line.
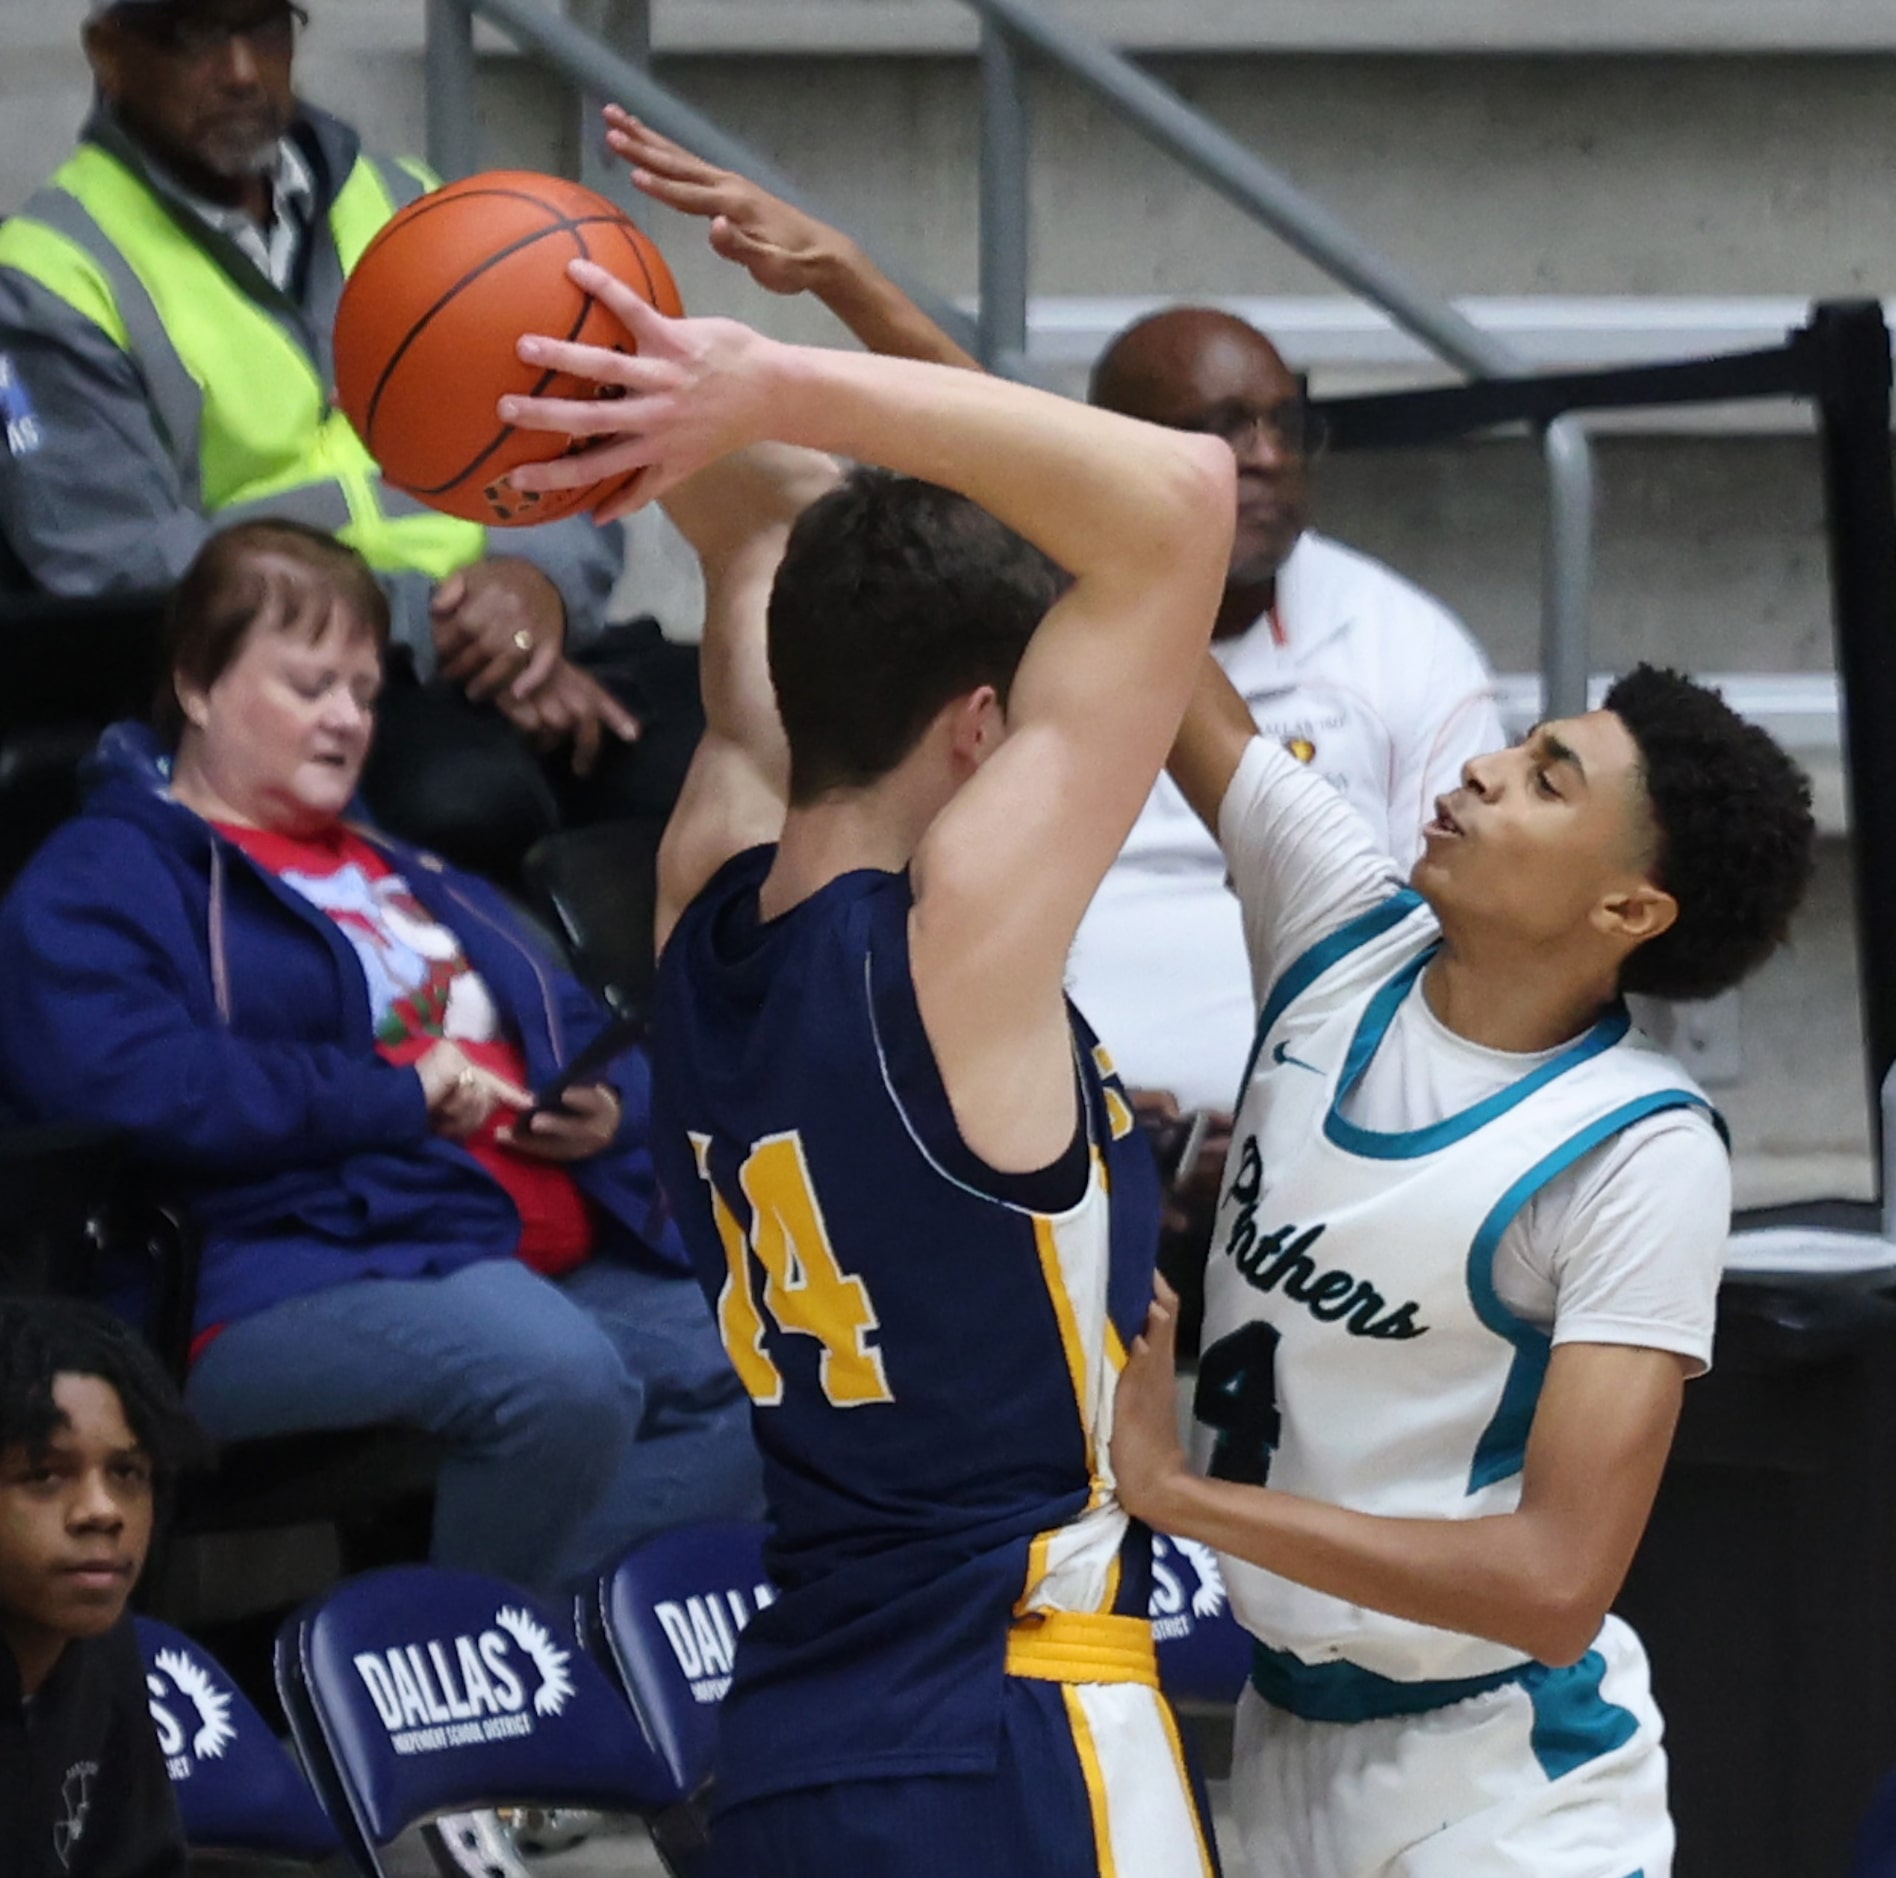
left=978, top=21, right=1031, bottom=378
left=572, top=0, right=650, bottom=198
left=953, top=0, right=1590, bottom=712
left=424, top=0, right=481, bottom=182
left=459, top=0, right=981, bottom=358
left=1540, top=416, right=1595, bottom=720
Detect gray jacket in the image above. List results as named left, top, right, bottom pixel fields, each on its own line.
left=0, top=103, right=623, bottom=668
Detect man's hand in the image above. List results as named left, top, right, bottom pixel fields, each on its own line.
left=497, top=1082, right=622, bottom=1162
left=602, top=107, right=980, bottom=371
left=607, top=106, right=849, bottom=298
left=1110, top=1277, right=1194, bottom=1528
left=431, top=557, right=567, bottom=703
left=497, top=657, right=641, bottom=777
left=504, top=274, right=787, bottom=518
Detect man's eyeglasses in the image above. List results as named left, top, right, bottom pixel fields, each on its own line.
left=1174, top=392, right=1328, bottom=462
left=121, top=3, right=308, bottom=61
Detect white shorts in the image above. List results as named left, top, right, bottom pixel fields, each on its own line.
left=1231, top=1616, right=1672, bottom=1878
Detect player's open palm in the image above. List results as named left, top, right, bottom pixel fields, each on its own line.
left=504, top=263, right=779, bottom=516
left=605, top=107, right=843, bottom=298
left=1110, top=1278, right=1193, bottom=1527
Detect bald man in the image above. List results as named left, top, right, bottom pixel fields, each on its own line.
left=1069, top=308, right=1504, bottom=1125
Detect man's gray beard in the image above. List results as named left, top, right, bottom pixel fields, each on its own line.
left=203, top=126, right=286, bottom=183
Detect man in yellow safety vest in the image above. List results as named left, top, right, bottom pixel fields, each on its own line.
left=0, top=0, right=655, bottom=876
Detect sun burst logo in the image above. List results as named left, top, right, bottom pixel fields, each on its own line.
left=494, top=1607, right=576, bottom=1717
left=1172, top=1536, right=1230, bottom=1618
left=153, top=1649, right=237, bottom=1758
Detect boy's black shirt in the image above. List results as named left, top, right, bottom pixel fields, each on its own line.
left=0, top=1617, right=185, bottom=1878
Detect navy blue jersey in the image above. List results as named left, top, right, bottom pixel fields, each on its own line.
left=650, top=846, right=1165, bottom=1807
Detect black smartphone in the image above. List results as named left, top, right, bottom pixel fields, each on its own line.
left=518, top=1012, right=647, bottom=1125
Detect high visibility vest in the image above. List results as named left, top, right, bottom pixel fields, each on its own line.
left=0, top=140, right=484, bottom=578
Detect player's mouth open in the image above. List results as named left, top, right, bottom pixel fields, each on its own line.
left=1427, top=797, right=1464, bottom=839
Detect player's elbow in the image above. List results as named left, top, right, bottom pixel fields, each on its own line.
left=1163, top=434, right=1239, bottom=547
left=1514, top=1575, right=1615, bottom=1668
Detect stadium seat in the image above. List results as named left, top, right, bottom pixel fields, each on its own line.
left=579, top=1520, right=773, bottom=1802
left=1149, top=1530, right=1252, bottom=1707
left=1850, top=1768, right=1896, bottom=1877
left=521, top=815, right=665, bottom=1020
left=136, top=1615, right=340, bottom=1859
left=276, top=1565, right=675, bottom=1876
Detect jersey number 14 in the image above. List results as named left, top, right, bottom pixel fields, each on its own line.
left=690, top=1131, right=895, bottom=1409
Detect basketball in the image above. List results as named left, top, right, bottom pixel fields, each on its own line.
left=333, top=170, right=682, bottom=527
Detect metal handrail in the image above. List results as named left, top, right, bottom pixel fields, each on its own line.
left=424, top=0, right=1594, bottom=712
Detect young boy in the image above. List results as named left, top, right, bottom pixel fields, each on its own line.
left=0, top=1297, right=200, bottom=1878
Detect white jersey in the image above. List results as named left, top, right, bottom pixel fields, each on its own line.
left=1196, top=882, right=1721, bottom=1688
left=1067, top=529, right=1502, bottom=1112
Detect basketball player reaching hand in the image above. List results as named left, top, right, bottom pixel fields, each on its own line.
left=503, top=269, right=1234, bottom=1875
left=1107, top=656, right=1814, bottom=1877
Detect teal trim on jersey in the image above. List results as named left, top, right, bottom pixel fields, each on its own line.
left=1237, top=890, right=1427, bottom=1105
left=1464, top=1090, right=1718, bottom=1493
left=1526, top=1647, right=1639, bottom=1781
left=1250, top=1639, right=1533, bottom=1722
left=1251, top=1638, right=1640, bottom=1782
left=1324, top=957, right=1633, bottom=1162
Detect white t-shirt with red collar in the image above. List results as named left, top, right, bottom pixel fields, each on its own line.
left=1066, top=529, right=1505, bottom=1112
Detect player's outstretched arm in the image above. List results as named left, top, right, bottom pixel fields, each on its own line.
left=1111, top=1281, right=1688, bottom=1667
left=1169, top=653, right=1267, bottom=834
left=651, top=443, right=841, bottom=951
left=604, top=107, right=979, bottom=372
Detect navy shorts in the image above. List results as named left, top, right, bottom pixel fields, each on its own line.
left=705, top=1675, right=1221, bottom=1878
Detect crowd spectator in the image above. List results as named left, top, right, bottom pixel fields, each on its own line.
left=1070, top=308, right=1504, bottom=1119
left=0, top=0, right=686, bottom=883
left=0, top=520, right=760, bottom=1595
left=0, top=1297, right=200, bottom=1878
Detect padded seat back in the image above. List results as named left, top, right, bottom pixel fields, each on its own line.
left=136, top=1616, right=339, bottom=1859
left=581, top=1521, right=774, bottom=1803
left=1150, top=1530, right=1252, bottom=1705
left=276, top=1565, right=672, bottom=1869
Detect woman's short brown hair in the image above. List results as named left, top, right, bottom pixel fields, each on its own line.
left=154, top=520, right=392, bottom=743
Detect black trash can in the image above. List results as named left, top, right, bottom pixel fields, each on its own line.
left=1616, top=1205, right=1896, bottom=1878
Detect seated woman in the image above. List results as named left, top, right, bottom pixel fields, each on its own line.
left=0, top=520, right=759, bottom=1594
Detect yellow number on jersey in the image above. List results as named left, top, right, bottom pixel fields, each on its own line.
left=690, top=1131, right=894, bottom=1409
left=1090, top=1044, right=1136, bottom=1141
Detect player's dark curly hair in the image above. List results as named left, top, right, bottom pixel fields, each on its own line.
left=768, top=468, right=1069, bottom=805
left=1606, top=664, right=1815, bottom=1002
left=0, top=1296, right=205, bottom=1490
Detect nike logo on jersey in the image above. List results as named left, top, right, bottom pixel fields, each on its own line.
left=1270, top=1038, right=1322, bottom=1074
left=1220, top=1136, right=1428, bottom=1341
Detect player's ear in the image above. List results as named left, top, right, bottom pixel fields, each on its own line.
left=1594, top=879, right=1677, bottom=947
left=947, top=685, right=1003, bottom=771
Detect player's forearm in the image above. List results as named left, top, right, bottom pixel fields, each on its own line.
left=1146, top=1470, right=1617, bottom=1667
left=662, top=445, right=835, bottom=755
left=761, top=342, right=1232, bottom=605
left=808, top=249, right=981, bottom=371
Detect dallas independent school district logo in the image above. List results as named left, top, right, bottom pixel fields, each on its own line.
left=147, top=1648, right=238, bottom=1782
left=353, top=1606, right=576, bottom=1757
left=1284, top=736, right=1317, bottom=764
left=654, top=1576, right=776, bottom=1705
left=1148, top=1534, right=1229, bottom=1643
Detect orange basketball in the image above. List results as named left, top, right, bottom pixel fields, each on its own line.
left=333, top=170, right=682, bottom=527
